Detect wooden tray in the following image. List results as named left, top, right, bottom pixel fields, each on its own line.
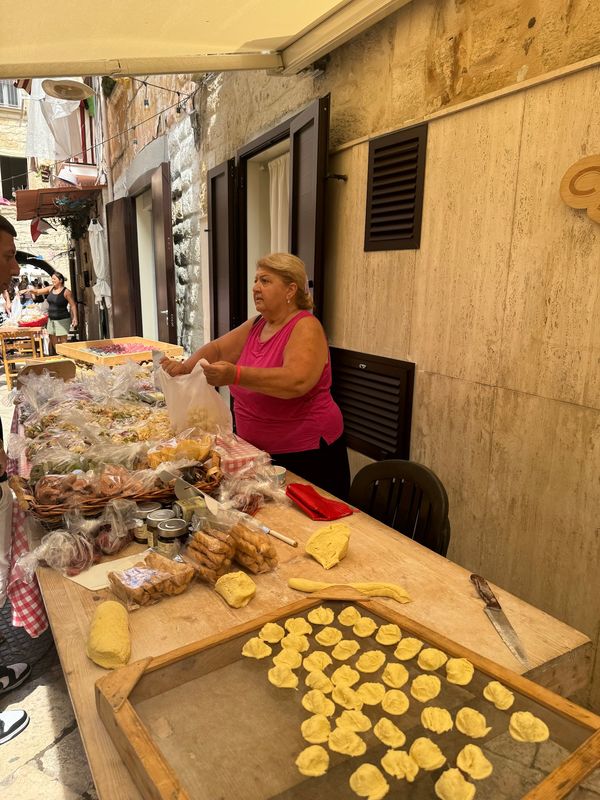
left=96, top=596, right=600, bottom=800
left=56, top=337, right=183, bottom=366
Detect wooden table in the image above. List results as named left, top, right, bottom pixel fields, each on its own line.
left=36, top=489, right=591, bottom=800
left=0, top=327, right=45, bottom=390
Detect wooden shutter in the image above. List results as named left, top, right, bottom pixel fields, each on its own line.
left=288, top=95, right=330, bottom=319
left=207, top=159, right=238, bottom=339
left=364, top=123, right=428, bottom=251
left=106, top=197, right=142, bottom=337
left=330, top=347, right=415, bottom=461
left=151, top=163, right=176, bottom=343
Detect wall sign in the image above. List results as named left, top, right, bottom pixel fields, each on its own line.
left=560, top=155, right=600, bottom=223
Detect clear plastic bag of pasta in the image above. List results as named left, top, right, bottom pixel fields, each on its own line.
left=157, top=363, right=232, bottom=435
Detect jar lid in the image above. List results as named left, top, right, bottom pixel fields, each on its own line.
left=137, top=501, right=162, bottom=513
left=147, top=509, right=176, bottom=527
left=158, top=519, right=188, bottom=534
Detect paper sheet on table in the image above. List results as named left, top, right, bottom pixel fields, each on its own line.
left=66, top=548, right=149, bottom=591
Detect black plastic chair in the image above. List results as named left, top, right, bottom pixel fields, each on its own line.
left=349, top=459, right=451, bottom=556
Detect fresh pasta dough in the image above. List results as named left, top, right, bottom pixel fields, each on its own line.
left=445, top=657, right=474, bottom=686
left=315, top=626, right=343, bottom=647
left=308, top=606, right=335, bottom=625
left=241, top=637, right=272, bottom=659
left=455, top=707, right=492, bottom=738
left=373, top=718, right=406, bottom=748
left=284, top=617, right=313, bottom=636
left=281, top=633, right=310, bottom=652
left=356, top=682, right=386, bottom=706
left=421, top=707, right=454, bottom=734
left=349, top=764, right=390, bottom=800
left=509, top=711, right=550, bottom=742
left=456, top=744, right=493, bottom=779
left=356, top=650, right=386, bottom=673
left=303, top=651, right=333, bottom=672
left=332, top=684, right=364, bottom=711
left=305, top=523, right=350, bottom=569
left=417, top=647, right=448, bottom=671
left=332, top=665, right=360, bottom=687
left=329, top=727, right=367, bottom=757
left=258, top=622, right=285, bottom=643
left=295, top=745, right=329, bottom=777
left=381, top=689, right=410, bottom=715
left=302, top=689, right=336, bottom=716
left=353, top=617, right=378, bottom=638
left=382, top=663, right=409, bottom=689
left=305, top=669, right=333, bottom=693
left=394, top=637, right=423, bottom=660
left=380, top=749, right=418, bottom=781
left=409, top=737, right=446, bottom=770
left=338, top=606, right=362, bottom=627
left=273, top=648, right=302, bottom=669
left=483, top=680, right=515, bottom=710
left=434, top=768, right=476, bottom=800
left=301, top=714, right=331, bottom=744
left=332, top=639, right=361, bottom=661
left=336, top=710, right=372, bottom=733
left=410, top=674, right=441, bottom=702
left=268, top=665, right=298, bottom=689
left=375, top=624, right=402, bottom=645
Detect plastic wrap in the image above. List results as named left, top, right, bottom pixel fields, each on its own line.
left=15, top=529, right=98, bottom=580
left=217, top=468, right=289, bottom=515
left=157, top=363, right=233, bottom=435
left=108, top=550, right=195, bottom=610
left=183, top=520, right=236, bottom=584
left=33, top=466, right=161, bottom=506
left=147, top=433, right=213, bottom=469
left=64, top=498, right=138, bottom=555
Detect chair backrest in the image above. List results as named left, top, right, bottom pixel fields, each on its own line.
left=349, top=459, right=451, bottom=556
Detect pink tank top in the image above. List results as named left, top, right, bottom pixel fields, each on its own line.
left=229, top=311, right=344, bottom=454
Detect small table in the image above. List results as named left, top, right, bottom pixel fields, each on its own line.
left=0, top=327, right=45, bottom=390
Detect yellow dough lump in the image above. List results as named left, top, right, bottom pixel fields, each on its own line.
left=308, top=606, right=335, bottom=625
left=483, top=680, right=515, bottom=710
left=434, top=768, right=476, bottom=800
left=258, top=622, right=285, bottom=643
left=332, top=639, right=361, bottom=661
left=214, top=571, right=256, bottom=608
left=417, top=647, right=448, bottom=671
left=86, top=601, right=130, bottom=669
left=373, top=718, right=406, bottom=748
left=305, top=523, right=351, bottom=569
left=328, top=726, right=367, bottom=757
left=409, top=737, right=447, bottom=771
left=338, top=605, right=362, bottom=626
left=357, top=682, right=386, bottom=706
left=241, top=637, right=272, bottom=660
left=382, top=662, right=409, bottom=689
left=285, top=617, right=313, bottom=636
left=394, top=637, right=424, bottom=661
left=509, top=711, right=550, bottom=743
left=421, top=707, right=454, bottom=734
left=281, top=633, right=310, bottom=652
left=456, top=744, right=494, bottom=779
left=410, top=674, right=442, bottom=702
left=315, top=626, right=343, bottom=647
left=349, top=764, right=390, bottom=800
left=446, top=657, right=475, bottom=686
left=302, top=689, right=336, bottom=717
left=353, top=617, right=378, bottom=638
left=381, top=749, right=419, bottom=781
left=336, top=710, right=372, bottom=733
left=301, top=714, right=331, bottom=744
left=273, top=648, right=303, bottom=669
left=303, top=650, right=333, bottom=672
left=332, top=684, right=363, bottom=711
left=356, top=650, right=386, bottom=673
left=381, top=689, right=410, bottom=716
left=332, top=665, right=360, bottom=687
left=375, top=624, right=402, bottom=646
left=305, top=669, right=333, bottom=693
left=268, top=665, right=299, bottom=689
left=295, top=744, right=329, bottom=777
left=455, top=707, right=492, bottom=739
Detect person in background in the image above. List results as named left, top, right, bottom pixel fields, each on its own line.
left=0, top=288, right=11, bottom=323
left=31, top=278, right=47, bottom=304
left=161, top=252, right=351, bottom=499
left=25, top=271, right=77, bottom=354
left=0, top=214, right=30, bottom=744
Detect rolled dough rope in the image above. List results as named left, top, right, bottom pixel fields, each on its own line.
left=288, top=577, right=411, bottom=604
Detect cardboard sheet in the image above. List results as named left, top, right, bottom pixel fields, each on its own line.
left=67, top=547, right=148, bottom=591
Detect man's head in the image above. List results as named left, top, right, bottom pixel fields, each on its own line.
left=0, top=215, right=20, bottom=291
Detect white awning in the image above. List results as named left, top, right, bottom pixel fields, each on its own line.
left=1, top=0, right=411, bottom=78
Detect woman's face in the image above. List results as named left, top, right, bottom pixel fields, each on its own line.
left=253, top=268, right=295, bottom=314
left=51, top=274, right=61, bottom=288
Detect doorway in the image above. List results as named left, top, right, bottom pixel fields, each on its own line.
left=135, top=189, right=158, bottom=340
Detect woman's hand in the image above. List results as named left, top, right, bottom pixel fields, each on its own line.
left=202, top=361, right=236, bottom=387
left=160, top=357, right=190, bottom=377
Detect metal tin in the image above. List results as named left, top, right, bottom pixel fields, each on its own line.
left=157, top=518, right=189, bottom=543
left=146, top=509, right=176, bottom=529
left=134, top=501, right=162, bottom=520
left=172, top=497, right=206, bottom=524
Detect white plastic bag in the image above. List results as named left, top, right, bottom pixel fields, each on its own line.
left=157, top=363, right=233, bottom=435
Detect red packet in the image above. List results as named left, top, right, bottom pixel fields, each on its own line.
left=286, top=483, right=354, bottom=521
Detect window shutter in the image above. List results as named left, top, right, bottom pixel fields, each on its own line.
left=364, top=123, right=427, bottom=251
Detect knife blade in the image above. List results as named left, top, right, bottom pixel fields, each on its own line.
left=470, top=574, right=529, bottom=669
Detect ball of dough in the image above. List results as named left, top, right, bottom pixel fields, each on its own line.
left=332, top=639, right=361, bottom=661
left=381, top=689, right=410, bottom=716
left=273, top=648, right=302, bottom=669
left=241, top=637, right=272, bottom=659
left=382, top=662, right=409, bottom=689
left=394, top=637, right=424, bottom=661
left=336, top=710, right=372, bottom=733
left=86, top=600, right=130, bottom=670
left=483, top=680, right=515, bottom=710
left=302, top=689, right=336, bottom=717
left=305, top=669, right=333, bottom=693
left=268, top=665, right=299, bottom=689
left=373, top=718, right=406, bottom=748
left=445, top=657, right=474, bottom=686
left=375, top=624, right=402, bottom=646
left=332, top=684, right=363, bottom=710
left=409, top=737, right=447, bottom=770
left=455, top=707, right=491, bottom=739
left=284, top=616, right=313, bottom=636
left=338, top=605, right=362, bottom=627
left=308, top=606, right=335, bottom=625
left=328, top=726, right=367, bottom=756
left=353, top=617, right=378, bottom=638
left=332, top=665, right=360, bottom=687
left=380, top=749, right=418, bottom=781
left=509, top=711, right=550, bottom=742
left=356, top=682, right=386, bottom=706
left=301, top=714, right=331, bottom=744
left=303, top=650, right=333, bottom=672
left=281, top=633, right=310, bottom=652
left=421, top=707, right=454, bottom=734
left=434, top=768, right=476, bottom=800
left=214, top=571, right=256, bottom=608
left=349, top=764, right=390, bottom=800
left=410, top=674, right=441, bottom=702
left=258, top=622, right=285, bottom=643
left=295, top=744, right=329, bottom=777
left=456, top=744, right=493, bottom=779
left=356, top=650, right=386, bottom=673
left=315, top=627, right=343, bottom=647
left=417, top=647, right=448, bottom=671
left=305, top=523, right=350, bottom=569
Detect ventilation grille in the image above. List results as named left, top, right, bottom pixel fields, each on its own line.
left=330, top=347, right=415, bottom=461
left=364, top=124, right=427, bottom=251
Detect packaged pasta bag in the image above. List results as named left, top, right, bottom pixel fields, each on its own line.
left=157, top=363, right=232, bottom=435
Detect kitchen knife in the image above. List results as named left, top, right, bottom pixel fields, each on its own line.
left=470, top=574, right=529, bottom=669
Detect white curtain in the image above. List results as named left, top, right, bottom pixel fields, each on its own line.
left=88, top=219, right=112, bottom=309
left=26, top=79, right=81, bottom=161
left=268, top=153, right=289, bottom=253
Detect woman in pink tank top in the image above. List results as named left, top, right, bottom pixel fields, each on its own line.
left=161, top=253, right=350, bottom=499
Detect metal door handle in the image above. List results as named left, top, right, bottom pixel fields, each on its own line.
left=159, top=309, right=168, bottom=315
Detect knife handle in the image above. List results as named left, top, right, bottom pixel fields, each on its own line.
left=470, top=574, right=502, bottom=609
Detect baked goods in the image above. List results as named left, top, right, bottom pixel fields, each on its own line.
left=108, top=551, right=194, bottom=608
left=185, top=526, right=235, bottom=584
left=230, top=522, right=278, bottom=573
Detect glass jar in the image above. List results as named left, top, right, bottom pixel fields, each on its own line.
left=146, top=509, right=176, bottom=548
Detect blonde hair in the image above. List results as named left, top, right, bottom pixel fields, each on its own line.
left=256, top=253, right=314, bottom=310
